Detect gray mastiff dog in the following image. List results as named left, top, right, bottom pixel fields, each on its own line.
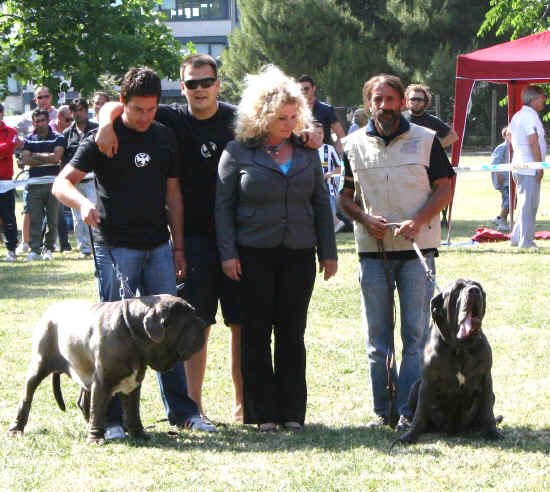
left=393, top=279, right=502, bottom=448
left=8, top=294, right=206, bottom=444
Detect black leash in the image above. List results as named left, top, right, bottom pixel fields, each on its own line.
left=376, top=238, right=398, bottom=430
left=384, top=223, right=441, bottom=293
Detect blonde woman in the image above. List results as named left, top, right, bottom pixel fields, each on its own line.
left=216, top=65, right=337, bottom=432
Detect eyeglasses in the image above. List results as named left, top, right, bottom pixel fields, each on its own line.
left=36, top=95, right=51, bottom=100
left=408, top=97, right=425, bottom=102
left=183, top=77, right=217, bottom=90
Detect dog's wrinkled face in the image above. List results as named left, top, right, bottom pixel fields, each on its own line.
left=124, top=295, right=207, bottom=372
left=431, top=279, right=486, bottom=344
left=149, top=298, right=207, bottom=373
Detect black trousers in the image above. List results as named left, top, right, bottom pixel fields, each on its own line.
left=239, top=245, right=316, bottom=425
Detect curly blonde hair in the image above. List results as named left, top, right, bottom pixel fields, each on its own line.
left=234, top=65, right=313, bottom=142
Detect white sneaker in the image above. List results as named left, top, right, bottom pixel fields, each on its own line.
left=497, top=222, right=510, bottom=233
left=16, top=242, right=29, bottom=254
left=492, top=216, right=504, bottom=227
left=26, top=251, right=41, bottom=262
left=5, top=251, right=16, bottom=262
left=42, top=250, right=53, bottom=261
left=105, top=425, right=126, bottom=441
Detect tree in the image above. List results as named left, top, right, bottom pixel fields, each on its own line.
left=478, top=0, right=550, bottom=39
left=384, top=0, right=495, bottom=122
left=220, top=0, right=388, bottom=106
left=0, top=0, right=182, bottom=98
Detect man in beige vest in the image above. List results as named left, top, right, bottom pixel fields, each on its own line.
left=338, top=74, right=453, bottom=431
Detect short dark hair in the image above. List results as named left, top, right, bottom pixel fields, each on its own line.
left=298, top=74, right=315, bottom=86
left=93, top=91, right=110, bottom=101
left=180, top=53, right=218, bottom=79
left=69, top=98, right=89, bottom=111
left=363, top=74, right=405, bottom=106
left=32, top=108, right=49, bottom=121
left=120, top=67, right=161, bottom=103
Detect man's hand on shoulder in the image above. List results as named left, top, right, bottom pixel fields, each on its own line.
left=301, top=129, right=323, bottom=149
left=95, top=101, right=124, bottom=157
left=95, top=124, right=118, bottom=158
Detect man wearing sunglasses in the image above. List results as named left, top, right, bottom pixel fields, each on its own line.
left=13, top=86, right=58, bottom=137
left=96, top=53, right=239, bottom=430
left=404, top=84, right=458, bottom=149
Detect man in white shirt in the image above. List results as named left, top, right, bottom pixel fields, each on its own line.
left=509, top=85, right=546, bottom=248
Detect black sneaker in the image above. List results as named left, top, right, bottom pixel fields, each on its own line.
left=366, top=415, right=390, bottom=428
left=395, top=415, right=411, bottom=432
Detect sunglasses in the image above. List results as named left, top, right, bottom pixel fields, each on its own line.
left=183, top=77, right=217, bottom=90
left=36, top=95, right=51, bottom=100
left=64, top=117, right=74, bottom=123
left=408, top=97, right=425, bottom=102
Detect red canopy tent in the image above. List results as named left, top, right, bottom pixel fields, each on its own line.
left=448, top=30, right=550, bottom=240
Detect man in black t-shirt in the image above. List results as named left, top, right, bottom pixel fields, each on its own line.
left=52, top=67, right=205, bottom=440
left=96, top=54, right=243, bottom=424
left=404, top=84, right=458, bottom=149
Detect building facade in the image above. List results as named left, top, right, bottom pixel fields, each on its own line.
left=160, top=0, right=239, bottom=99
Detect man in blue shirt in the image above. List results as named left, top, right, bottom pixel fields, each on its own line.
left=21, top=109, right=65, bottom=261
left=299, top=74, right=346, bottom=153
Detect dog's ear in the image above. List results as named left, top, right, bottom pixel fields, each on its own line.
left=143, top=308, right=166, bottom=343
left=430, top=292, right=446, bottom=329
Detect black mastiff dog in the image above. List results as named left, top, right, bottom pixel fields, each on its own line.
left=8, top=294, right=206, bottom=444
left=393, top=279, right=502, bottom=447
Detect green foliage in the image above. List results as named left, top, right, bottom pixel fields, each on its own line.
left=220, top=0, right=387, bottom=106
left=0, top=0, right=182, bottom=98
left=479, top=0, right=550, bottom=39
left=384, top=0, right=495, bottom=122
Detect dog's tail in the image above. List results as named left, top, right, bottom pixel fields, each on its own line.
left=52, top=373, right=66, bottom=412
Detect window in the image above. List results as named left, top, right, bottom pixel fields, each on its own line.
left=161, top=0, right=229, bottom=20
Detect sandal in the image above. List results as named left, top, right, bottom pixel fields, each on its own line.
left=258, top=422, right=277, bottom=432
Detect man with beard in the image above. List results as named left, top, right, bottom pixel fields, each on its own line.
left=338, top=74, right=453, bottom=432
left=404, top=84, right=457, bottom=148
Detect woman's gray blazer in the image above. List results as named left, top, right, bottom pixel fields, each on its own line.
left=215, top=138, right=337, bottom=262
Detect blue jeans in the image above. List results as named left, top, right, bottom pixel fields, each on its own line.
left=359, top=253, right=434, bottom=419
left=94, top=241, right=199, bottom=426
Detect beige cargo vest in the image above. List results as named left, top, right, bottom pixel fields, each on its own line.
left=342, top=123, right=441, bottom=253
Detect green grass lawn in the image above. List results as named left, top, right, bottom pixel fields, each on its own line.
left=1, top=154, right=549, bottom=491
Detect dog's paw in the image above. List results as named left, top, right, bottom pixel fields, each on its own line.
left=87, top=435, right=107, bottom=446
left=7, top=426, right=24, bottom=438
left=390, top=429, right=421, bottom=450
left=128, top=430, right=151, bottom=441
left=483, top=428, right=504, bottom=441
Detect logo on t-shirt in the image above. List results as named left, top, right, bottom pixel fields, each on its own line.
left=201, top=141, right=217, bottom=159
left=134, top=153, right=151, bottom=168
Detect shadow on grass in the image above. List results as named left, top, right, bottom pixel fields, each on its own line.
left=97, top=421, right=550, bottom=455
left=0, top=262, right=94, bottom=300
